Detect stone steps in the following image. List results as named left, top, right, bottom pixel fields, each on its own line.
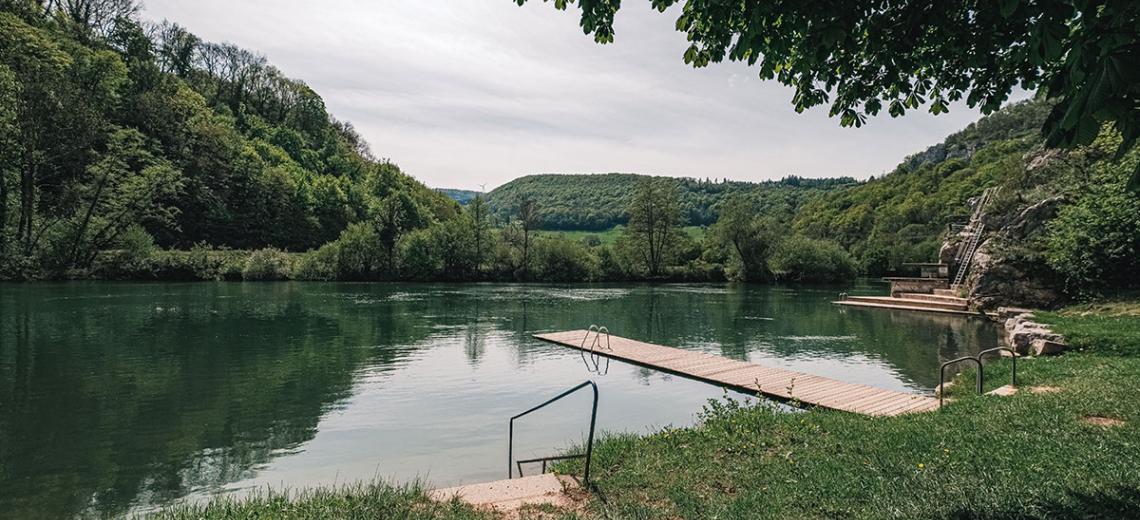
left=429, top=473, right=576, bottom=511
left=845, top=296, right=969, bottom=311
left=932, top=288, right=960, bottom=297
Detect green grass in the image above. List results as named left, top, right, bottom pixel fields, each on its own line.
left=539, top=225, right=706, bottom=246
left=552, top=305, right=1140, bottom=519
left=147, top=481, right=491, bottom=519
left=151, top=304, right=1140, bottom=519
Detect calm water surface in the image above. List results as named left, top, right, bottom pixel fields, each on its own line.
left=0, top=281, right=1000, bottom=518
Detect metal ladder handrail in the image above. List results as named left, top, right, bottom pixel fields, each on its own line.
left=951, top=224, right=985, bottom=289
left=579, top=325, right=611, bottom=375
left=938, top=346, right=1018, bottom=408
left=951, top=187, right=995, bottom=287
left=508, top=380, right=599, bottom=486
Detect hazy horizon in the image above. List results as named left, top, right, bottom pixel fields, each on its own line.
left=142, top=0, right=1032, bottom=191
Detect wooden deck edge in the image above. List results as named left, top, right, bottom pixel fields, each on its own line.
left=834, top=300, right=995, bottom=318
left=534, top=331, right=938, bottom=417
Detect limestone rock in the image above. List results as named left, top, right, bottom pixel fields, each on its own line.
left=1004, top=196, right=1065, bottom=240
left=1032, top=339, right=1068, bottom=356
left=967, top=240, right=1062, bottom=310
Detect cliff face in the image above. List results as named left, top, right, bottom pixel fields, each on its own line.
left=942, top=155, right=1068, bottom=310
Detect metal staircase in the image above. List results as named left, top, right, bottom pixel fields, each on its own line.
left=951, top=188, right=995, bottom=290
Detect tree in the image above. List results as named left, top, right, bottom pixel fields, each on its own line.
left=624, top=177, right=681, bottom=277
left=47, top=0, right=141, bottom=38
left=467, top=193, right=492, bottom=274
left=67, top=127, right=183, bottom=267
left=373, top=190, right=426, bottom=275
left=520, top=0, right=1140, bottom=187
left=0, top=63, right=17, bottom=248
left=510, top=197, right=540, bottom=280
left=0, top=12, right=127, bottom=254
left=711, top=195, right=777, bottom=281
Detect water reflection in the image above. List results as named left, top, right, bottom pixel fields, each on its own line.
left=0, top=282, right=999, bottom=518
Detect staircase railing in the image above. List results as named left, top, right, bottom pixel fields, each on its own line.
left=938, top=347, right=1017, bottom=408
left=950, top=223, right=985, bottom=289
left=508, top=380, right=599, bottom=486
left=951, top=187, right=997, bottom=289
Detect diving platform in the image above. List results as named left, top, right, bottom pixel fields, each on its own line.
left=534, top=330, right=939, bottom=417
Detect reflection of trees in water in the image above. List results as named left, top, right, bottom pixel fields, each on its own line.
left=497, top=284, right=999, bottom=390
left=0, top=283, right=437, bottom=519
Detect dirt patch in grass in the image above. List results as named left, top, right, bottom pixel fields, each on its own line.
left=1082, top=415, right=1125, bottom=427
left=1029, top=386, right=1063, bottom=394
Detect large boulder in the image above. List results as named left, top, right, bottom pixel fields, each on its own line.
left=1002, top=314, right=1068, bottom=355
left=1032, top=339, right=1068, bottom=356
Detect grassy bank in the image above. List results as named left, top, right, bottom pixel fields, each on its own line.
left=148, top=482, right=490, bottom=520
left=564, top=303, right=1140, bottom=518
left=152, top=303, right=1140, bottom=519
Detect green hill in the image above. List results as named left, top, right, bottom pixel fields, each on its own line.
left=435, top=188, right=483, bottom=205
left=0, top=5, right=455, bottom=269
left=486, top=173, right=857, bottom=230
left=791, top=100, right=1053, bottom=273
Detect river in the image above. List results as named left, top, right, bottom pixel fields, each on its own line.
left=0, top=281, right=999, bottom=517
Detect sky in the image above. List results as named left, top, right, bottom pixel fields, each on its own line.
left=142, top=0, right=1029, bottom=191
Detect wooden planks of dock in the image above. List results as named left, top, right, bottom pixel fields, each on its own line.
left=534, top=330, right=940, bottom=417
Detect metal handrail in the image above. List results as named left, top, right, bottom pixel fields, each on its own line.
left=939, top=357, right=982, bottom=408
left=579, top=325, right=611, bottom=375
left=517, top=454, right=585, bottom=477
left=938, top=346, right=1019, bottom=408
left=508, top=380, right=599, bottom=486
left=977, top=347, right=1017, bottom=387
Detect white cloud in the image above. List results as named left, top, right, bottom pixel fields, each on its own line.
left=142, top=0, right=1030, bottom=190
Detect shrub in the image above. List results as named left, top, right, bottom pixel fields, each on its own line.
left=1045, top=153, right=1140, bottom=297
left=397, top=228, right=440, bottom=280
left=532, top=237, right=599, bottom=282
left=242, top=248, right=292, bottom=281
left=768, top=235, right=858, bottom=283
left=334, top=222, right=384, bottom=280
left=294, top=243, right=338, bottom=281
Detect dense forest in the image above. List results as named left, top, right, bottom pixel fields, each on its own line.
left=484, top=174, right=857, bottom=230
left=2, top=0, right=1137, bottom=299
left=0, top=0, right=455, bottom=271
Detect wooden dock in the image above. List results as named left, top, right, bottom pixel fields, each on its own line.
left=534, top=330, right=939, bottom=417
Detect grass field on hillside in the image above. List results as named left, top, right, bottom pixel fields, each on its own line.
left=539, top=225, right=707, bottom=246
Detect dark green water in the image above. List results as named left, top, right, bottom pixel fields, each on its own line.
left=0, top=282, right=999, bottom=518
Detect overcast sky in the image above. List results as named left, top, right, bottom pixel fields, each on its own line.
left=142, top=0, right=1028, bottom=191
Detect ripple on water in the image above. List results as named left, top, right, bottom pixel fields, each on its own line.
left=775, top=335, right=859, bottom=342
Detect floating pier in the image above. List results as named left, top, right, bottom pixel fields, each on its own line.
left=534, top=330, right=939, bottom=417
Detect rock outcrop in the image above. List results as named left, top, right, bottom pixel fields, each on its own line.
left=967, top=238, right=1063, bottom=310
left=942, top=191, right=1066, bottom=310
left=1001, top=310, right=1069, bottom=356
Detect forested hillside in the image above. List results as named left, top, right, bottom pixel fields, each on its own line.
left=792, top=101, right=1053, bottom=274
left=0, top=1, right=454, bottom=273
left=486, top=173, right=857, bottom=230
left=436, top=188, right=483, bottom=205
left=2, top=0, right=1135, bottom=298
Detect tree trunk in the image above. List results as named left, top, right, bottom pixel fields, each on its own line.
left=0, top=168, right=8, bottom=248
left=18, top=160, right=35, bottom=254
left=70, top=172, right=109, bottom=267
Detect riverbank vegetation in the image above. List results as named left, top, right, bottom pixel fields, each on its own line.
left=3, top=0, right=1140, bottom=299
